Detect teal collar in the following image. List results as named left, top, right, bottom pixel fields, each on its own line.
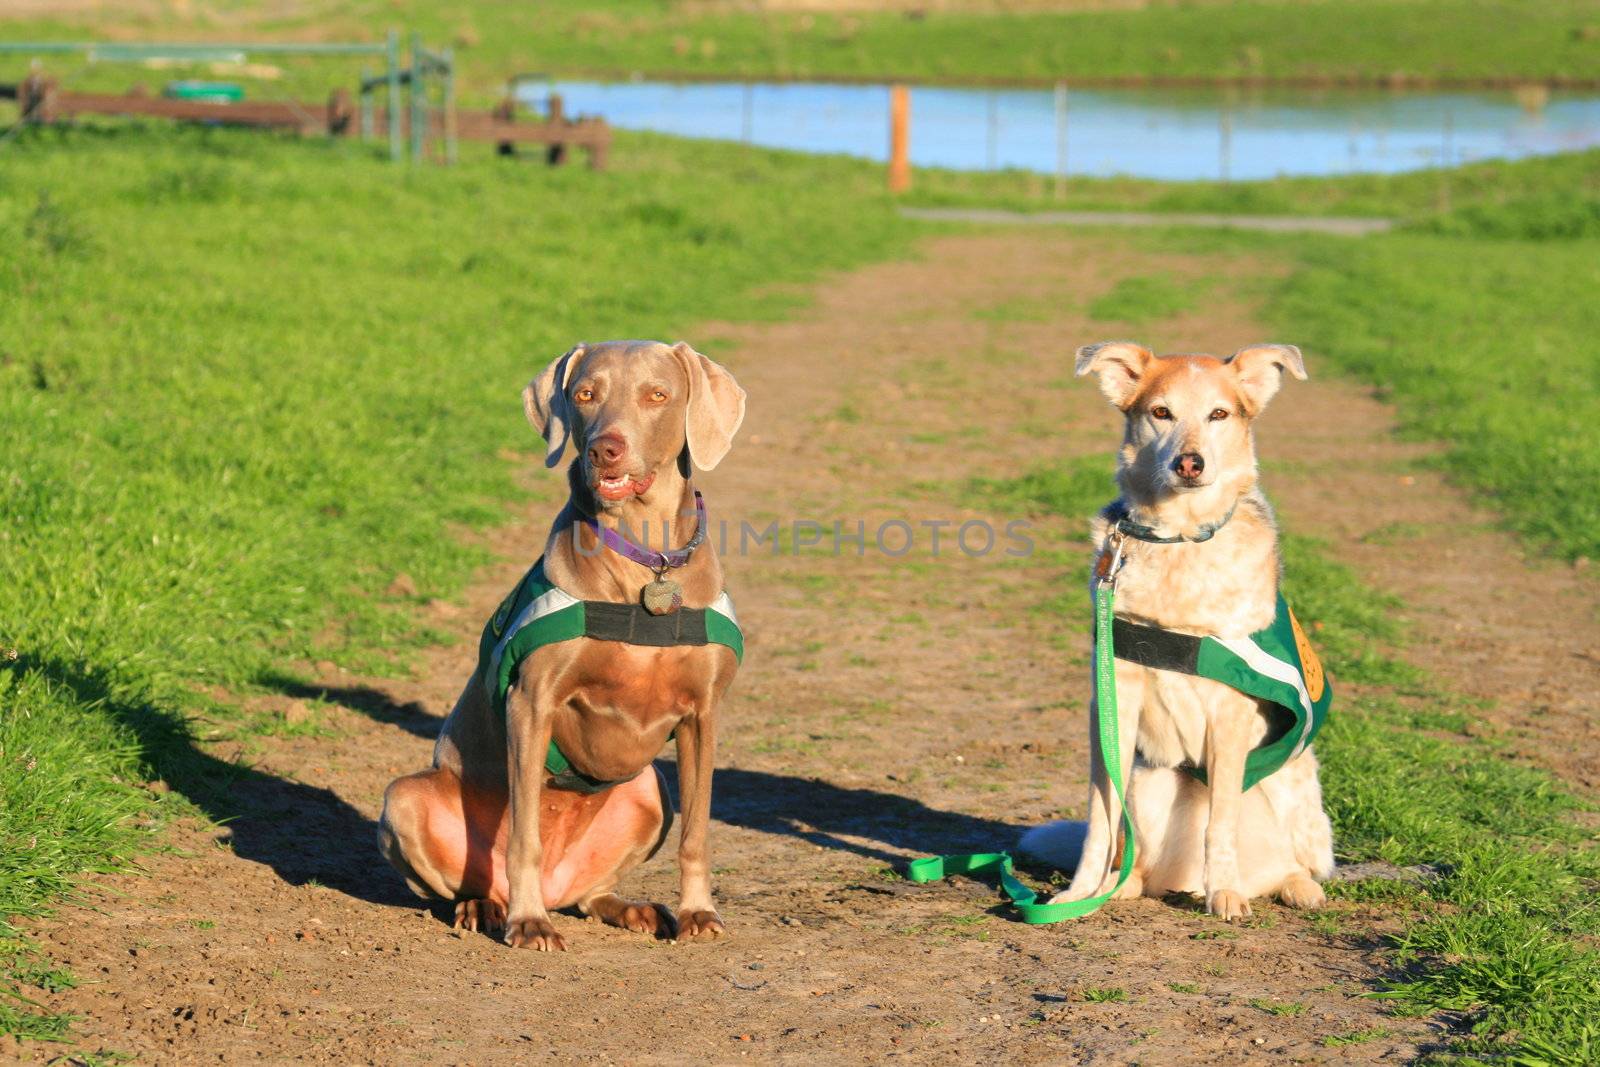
left=1105, top=499, right=1237, bottom=545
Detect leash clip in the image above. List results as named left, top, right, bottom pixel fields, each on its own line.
left=1095, top=530, right=1128, bottom=588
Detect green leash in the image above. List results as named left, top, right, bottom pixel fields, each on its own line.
left=906, top=574, right=1136, bottom=922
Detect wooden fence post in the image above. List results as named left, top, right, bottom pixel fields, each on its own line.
left=1054, top=81, right=1068, bottom=200
left=327, top=87, right=353, bottom=136
left=19, top=71, right=58, bottom=125
left=888, top=84, right=910, bottom=194
left=546, top=92, right=567, bottom=165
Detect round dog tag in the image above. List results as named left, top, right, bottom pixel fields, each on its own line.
left=641, top=578, right=683, bottom=616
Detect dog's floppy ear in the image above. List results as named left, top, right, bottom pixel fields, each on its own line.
left=1227, top=344, right=1307, bottom=416
left=670, top=341, right=746, bottom=472
left=523, top=343, right=585, bottom=468
left=1075, top=341, right=1155, bottom=409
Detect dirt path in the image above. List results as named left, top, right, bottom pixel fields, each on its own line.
left=19, top=232, right=1597, bottom=1065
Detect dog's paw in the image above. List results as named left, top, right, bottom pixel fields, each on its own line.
left=504, top=916, right=568, bottom=951
left=1206, top=888, right=1252, bottom=922
left=453, top=898, right=507, bottom=935
left=607, top=901, right=674, bottom=938
left=1045, top=885, right=1091, bottom=906
left=674, top=909, right=727, bottom=943
left=1278, top=873, right=1326, bottom=911
left=1109, top=870, right=1145, bottom=901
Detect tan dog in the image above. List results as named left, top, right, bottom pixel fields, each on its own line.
left=378, top=340, right=745, bottom=949
left=1022, top=341, right=1334, bottom=920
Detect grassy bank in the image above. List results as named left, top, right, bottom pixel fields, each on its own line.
left=1270, top=225, right=1600, bottom=562
left=978, top=455, right=1600, bottom=1062
left=4, top=2, right=1600, bottom=92
left=0, top=123, right=909, bottom=1039
left=904, top=147, right=1600, bottom=222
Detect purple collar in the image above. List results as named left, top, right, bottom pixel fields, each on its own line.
left=578, top=491, right=707, bottom=574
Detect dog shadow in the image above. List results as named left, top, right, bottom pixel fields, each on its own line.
left=266, top=675, right=441, bottom=741
left=268, top=679, right=1030, bottom=874
left=671, top=763, right=1024, bottom=866
left=29, top=655, right=416, bottom=909
left=40, top=653, right=1030, bottom=914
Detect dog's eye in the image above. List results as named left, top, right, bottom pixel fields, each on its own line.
left=650, top=389, right=669, bottom=403
left=1208, top=408, right=1230, bottom=421
left=1150, top=405, right=1172, bottom=421
left=574, top=387, right=595, bottom=404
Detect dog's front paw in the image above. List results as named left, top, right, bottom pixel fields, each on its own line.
left=595, top=899, right=673, bottom=938
left=454, top=898, right=507, bottom=935
left=620, top=902, right=674, bottom=937
left=1206, top=888, right=1252, bottom=921
left=505, top=916, right=568, bottom=951
left=1278, top=873, right=1326, bottom=910
left=674, top=909, right=727, bottom=943
left=1109, top=870, right=1145, bottom=901
left=1046, top=884, right=1095, bottom=905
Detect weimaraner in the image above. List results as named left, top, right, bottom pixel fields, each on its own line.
left=378, top=340, right=746, bottom=949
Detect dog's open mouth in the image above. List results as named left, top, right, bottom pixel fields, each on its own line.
left=593, top=470, right=656, bottom=502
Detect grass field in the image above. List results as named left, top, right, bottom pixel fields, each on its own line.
left=4, top=1, right=1600, bottom=91
left=0, top=124, right=908, bottom=1039
left=0, top=116, right=1595, bottom=1057
left=1273, top=229, right=1600, bottom=561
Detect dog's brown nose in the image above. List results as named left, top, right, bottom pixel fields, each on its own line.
left=588, top=434, right=627, bottom=467
left=1172, top=452, right=1205, bottom=480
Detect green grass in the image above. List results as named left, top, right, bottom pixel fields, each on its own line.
left=1271, top=229, right=1600, bottom=561
left=904, top=148, right=1600, bottom=222
left=5, top=1, right=1600, bottom=91
left=1323, top=1026, right=1392, bottom=1047
left=1087, top=273, right=1208, bottom=325
left=974, top=458, right=1600, bottom=1062
left=0, top=122, right=909, bottom=1040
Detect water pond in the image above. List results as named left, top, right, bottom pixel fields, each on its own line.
left=531, top=79, right=1600, bottom=181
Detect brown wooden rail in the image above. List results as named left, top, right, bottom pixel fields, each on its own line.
left=7, top=72, right=611, bottom=168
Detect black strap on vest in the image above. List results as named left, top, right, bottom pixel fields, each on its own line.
left=1110, top=616, right=1296, bottom=781
left=545, top=603, right=711, bottom=794
left=1111, top=617, right=1202, bottom=674
left=548, top=766, right=642, bottom=795
left=582, top=602, right=712, bottom=647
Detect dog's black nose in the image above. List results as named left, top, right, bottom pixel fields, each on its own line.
left=1172, top=452, right=1205, bottom=480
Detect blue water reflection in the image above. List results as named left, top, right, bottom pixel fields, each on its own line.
left=532, top=80, right=1600, bottom=180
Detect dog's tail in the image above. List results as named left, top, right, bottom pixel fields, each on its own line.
left=1017, top=820, right=1088, bottom=872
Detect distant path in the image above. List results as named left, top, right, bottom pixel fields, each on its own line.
left=900, top=206, right=1394, bottom=235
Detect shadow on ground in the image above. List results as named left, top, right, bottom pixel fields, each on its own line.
left=46, top=658, right=1022, bottom=915
left=290, top=679, right=1026, bottom=872
left=34, top=655, right=416, bottom=909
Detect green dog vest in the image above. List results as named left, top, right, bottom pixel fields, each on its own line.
left=477, top=557, right=743, bottom=793
left=1111, top=593, right=1331, bottom=791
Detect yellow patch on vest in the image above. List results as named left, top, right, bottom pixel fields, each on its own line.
left=1287, top=606, right=1326, bottom=702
